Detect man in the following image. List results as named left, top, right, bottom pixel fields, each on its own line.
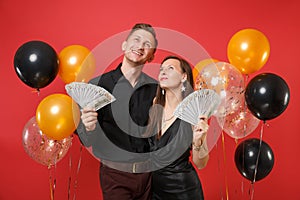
left=77, top=23, right=158, bottom=200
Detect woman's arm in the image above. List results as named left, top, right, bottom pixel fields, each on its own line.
left=192, top=116, right=209, bottom=169
left=192, top=133, right=209, bottom=169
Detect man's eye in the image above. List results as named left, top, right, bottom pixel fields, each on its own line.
left=144, top=43, right=152, bottom=49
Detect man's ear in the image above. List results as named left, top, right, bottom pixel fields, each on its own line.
left=122, top=41, right=127, bottom=51
left=148, top=54, right=154, bottom=62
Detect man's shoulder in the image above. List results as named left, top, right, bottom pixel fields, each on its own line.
left=89, top=76, right=101, bottom=85
left=89, top=69, right=116, bottom=85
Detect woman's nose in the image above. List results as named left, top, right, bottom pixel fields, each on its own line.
left=160, top=68, right=167, bottom=74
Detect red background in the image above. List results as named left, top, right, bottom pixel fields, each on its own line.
left=1, top=0, right=299, bottom=199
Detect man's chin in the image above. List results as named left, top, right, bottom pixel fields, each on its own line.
left=128, top=58, right=147, bottom=66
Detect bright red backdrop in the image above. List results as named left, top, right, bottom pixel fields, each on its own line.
left=1, top=0, right=299, bottom=199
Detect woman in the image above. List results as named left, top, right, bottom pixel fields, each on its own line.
left=146, top=55, right=209, bottom=200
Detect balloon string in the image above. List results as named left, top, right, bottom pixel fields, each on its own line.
left=221, top=132, right=229, bottom=200
left=67, top=138, right=83, bottom=200
left=31, top=88, right=40, bottom=96
left=68, top=150, right=72, bottom=200
left=49, top=169, right=54, bottom=200
left=242, top=143, right=246, bottom=198
left=250, top=182, right=255, bottom=200
left=48, top=164, right=57, bottom=200
left=242, top=102, right=247, bottom=138
left=73, top=144, right=83, bottom=200
left=234, top=138, right=246, bottom=197
left=215, top=131, right=225, bottom=200
left=245, top=74, right=249, bottom=83
left=249, top=121, right=265, bottom=200
left=241, top=73, right=249, bottom=138
left=241, top=179, right=244, bottom=197
left=253, top=121, right=265, bottom=183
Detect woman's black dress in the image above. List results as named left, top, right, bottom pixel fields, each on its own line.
left=150, top=118, right=204, bottom=200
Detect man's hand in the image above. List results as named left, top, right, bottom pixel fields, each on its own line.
left=81, top=107, right=98, bottom=131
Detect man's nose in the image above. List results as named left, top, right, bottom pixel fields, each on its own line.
left=137, top=41, right=148, bottom=49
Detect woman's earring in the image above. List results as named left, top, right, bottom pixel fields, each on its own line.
left=162, top=89, right=165, bottom=95
left=181, top=85, right=186, bottom=92
left=181, top=81, right=186, bottom=92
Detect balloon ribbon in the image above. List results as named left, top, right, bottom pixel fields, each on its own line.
left=48, top=164, right=57, bottom=200
left=250, top=121, right=266, bottom=200
left=68, top=143, right=83, bottom=200
left=221, top=131, right=229, bottom=200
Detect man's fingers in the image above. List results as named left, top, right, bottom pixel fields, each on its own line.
left=82, top=107, right=96, bottom=113
left=80, top=108, right=98, bottom=131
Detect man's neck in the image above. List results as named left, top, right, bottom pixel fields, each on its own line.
left=121, top=58, right=144, bottom=87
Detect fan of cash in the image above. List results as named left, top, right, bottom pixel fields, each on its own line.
left=65, top=82, right=116, bottom=111
left=174, top=89, right=221, bottom=125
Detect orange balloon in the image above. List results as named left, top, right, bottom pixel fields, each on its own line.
left=227, top=29, right=270, bottom=74
left=192, top=58, right=218, bottom=82
left=58, top=45, right=96, bottom=84
left=36, top=94, right=80, bottom=140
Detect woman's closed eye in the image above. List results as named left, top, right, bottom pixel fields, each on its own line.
left=160, top=65, right=174, bottom=72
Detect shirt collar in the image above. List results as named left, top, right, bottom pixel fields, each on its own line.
left=111, top=63, right=148, bottom=88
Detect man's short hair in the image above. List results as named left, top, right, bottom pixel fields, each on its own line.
left=127, top=23, right=158, bottom=52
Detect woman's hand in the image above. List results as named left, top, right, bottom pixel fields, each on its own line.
left=193, top=115, right=209, bottom=146
left=81, top=107, right=98, bottom=131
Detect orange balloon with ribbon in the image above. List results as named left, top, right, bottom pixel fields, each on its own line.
left=227, top=29, right=270, bottom=75
left=36, top=94, right=80, bottom=140
left=58, top=45, right=96, bottom=84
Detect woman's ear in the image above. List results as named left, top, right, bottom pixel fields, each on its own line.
left=181, top=73, right=187, bottom=82
left=152, top=97, right=157, bottom=104
left=121, top=41, right=127, bottom=51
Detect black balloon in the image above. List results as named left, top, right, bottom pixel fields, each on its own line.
left=14, top=40, right=59, bottom=89
left=245, top=73, right=290, bottom=121
left=235, top=138, right=274, bottom=182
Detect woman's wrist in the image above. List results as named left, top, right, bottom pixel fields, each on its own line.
left=192, top=140, right=203, bottom=151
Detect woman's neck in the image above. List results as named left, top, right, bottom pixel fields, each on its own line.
left=163, top=90, right=181, bottom=120
left=164, top=89, right=182, bottom=110
left=160, top=91, right=181, bottom=136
